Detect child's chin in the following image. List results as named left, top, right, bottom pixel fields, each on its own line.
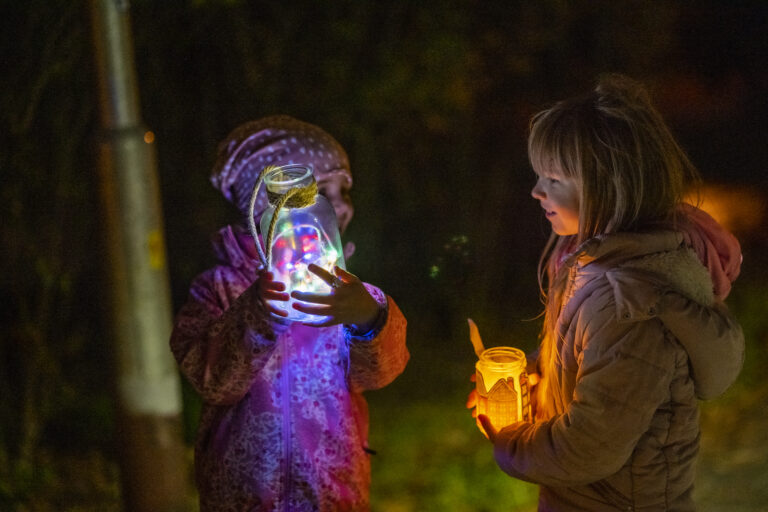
left=552, top=226, right=577, bottom=236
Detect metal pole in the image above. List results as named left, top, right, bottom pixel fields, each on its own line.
left=89, top=1, right=189, bottom=510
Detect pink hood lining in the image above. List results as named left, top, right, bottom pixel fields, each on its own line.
left=676, top=203, right=742, bottom=300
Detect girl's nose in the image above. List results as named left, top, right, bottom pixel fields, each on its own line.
left=531, top=181, right=544, bottom=200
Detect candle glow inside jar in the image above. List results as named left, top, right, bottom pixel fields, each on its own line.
left=475, top=346, right=531, bottom=437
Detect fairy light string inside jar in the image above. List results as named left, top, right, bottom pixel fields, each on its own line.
left=248, top=164, right=346, bottom=322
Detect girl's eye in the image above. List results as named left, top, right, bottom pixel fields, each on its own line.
left=548, top=177, right=559, bottom=184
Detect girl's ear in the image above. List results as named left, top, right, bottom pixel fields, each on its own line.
left=343, top=242, right=356, bottom=260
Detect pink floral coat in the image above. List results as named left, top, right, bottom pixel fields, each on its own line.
left=170, top=225, right=409, bottom=511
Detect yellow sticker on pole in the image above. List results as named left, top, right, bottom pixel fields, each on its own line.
left=147, top=229, right=166, bottom=269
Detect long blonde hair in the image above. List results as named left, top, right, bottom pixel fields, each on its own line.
left=529, top=74, right=700, bottom=419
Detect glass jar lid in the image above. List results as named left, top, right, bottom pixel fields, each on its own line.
left=476, top=346, right=526, bottom=371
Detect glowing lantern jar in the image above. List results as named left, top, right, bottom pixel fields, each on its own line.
left=250, top=164, right=345, bottom=322
left=475, top=347, right=531, bottom=437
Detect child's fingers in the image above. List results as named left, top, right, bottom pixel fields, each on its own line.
left=291, top=302, right=332, bottom=316
left=259, top=270, right=284, bottom=286
left=290, top=290, right=333, bottom=305
left=259, top=272, right=286, bottom=291
left=466, top=389, right=477, bottom=408
left=267, top=305, right=289, bottom=317
left=478, top=414, right=498, bottom=442
left=333, top=266, right=358, bottom=283
left=307, top=264, right=337, bottom=285
left=264, top=280, right=286, bottom=292
left=263, top=291, right=289, bottom=301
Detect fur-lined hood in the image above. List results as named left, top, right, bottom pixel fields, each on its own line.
left=565, top=229, right=744, bottom=399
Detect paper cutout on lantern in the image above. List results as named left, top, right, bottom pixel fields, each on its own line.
left=475, top=346, right=531, bottom=437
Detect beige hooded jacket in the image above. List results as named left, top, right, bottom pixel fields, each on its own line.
left=493, top=230, right=744, bottom=511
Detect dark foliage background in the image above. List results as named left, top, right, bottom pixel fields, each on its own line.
left=2, top=0, right=767, bottom=510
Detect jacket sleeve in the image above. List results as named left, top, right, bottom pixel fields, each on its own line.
left=492, top=306, right=677, bottom=487
left=657, top=292, right=744, bottom=399
left=346, top=284, right=409, bottom=392
left=170, top=266, right=284, bottom=406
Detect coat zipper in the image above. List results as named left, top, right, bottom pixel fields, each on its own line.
left=281, top=335, right=292, bottom=511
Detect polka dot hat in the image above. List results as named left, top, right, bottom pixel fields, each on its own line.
left=210, top=115, right=351, bottom=219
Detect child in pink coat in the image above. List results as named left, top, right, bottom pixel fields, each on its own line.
left=171, top=115, right=409, bottom=511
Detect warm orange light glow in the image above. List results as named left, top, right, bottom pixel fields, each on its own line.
left=685, top=183, right=765, bottom=236
left=144, top=131, right=155, bottom=144
left=475, top=347, right=531, bottom=437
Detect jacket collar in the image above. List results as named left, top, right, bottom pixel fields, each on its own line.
left=566, top=230, right=685, bottom=274
left=562, top=230, right=714, bottom=322
left=211, top=224, right=263, bottom=273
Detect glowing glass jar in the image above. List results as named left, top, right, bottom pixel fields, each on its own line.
left=475, top=347, right=531, bottom=437
left=257, top=164, right=345, bottom=322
